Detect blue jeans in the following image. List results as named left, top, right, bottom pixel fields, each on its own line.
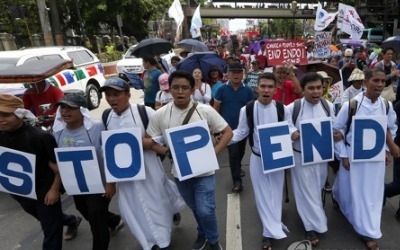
left=175, top=175, right=219, bottom=244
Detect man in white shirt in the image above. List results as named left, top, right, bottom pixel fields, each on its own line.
left=147, top=70, right=232, bottom=250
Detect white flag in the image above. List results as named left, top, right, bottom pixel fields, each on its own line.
left=190, top=5, right=202, bottom=38
left=168, top=0, right=184, bottom=29
left=337, top=3, right=362, bottom=29
left=341, top=13, right=365, bottom=40
left=314, top=2, right=337, bottom=31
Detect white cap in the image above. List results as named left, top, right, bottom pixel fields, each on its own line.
left=344, top=48, right=353, bottom=57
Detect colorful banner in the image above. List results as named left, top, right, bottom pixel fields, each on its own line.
left=337, top=3, right=362, bottom=30
left=265, top=40, right=307, bottom=66
left=314, top=31, right=332, bottom=59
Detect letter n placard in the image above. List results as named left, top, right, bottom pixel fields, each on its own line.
left=166, top=120, right=219, bottom=181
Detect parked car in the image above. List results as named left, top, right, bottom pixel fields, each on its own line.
left=116, top=45, right=176, bottom=77
left=0, top=46, right=106, bottom=109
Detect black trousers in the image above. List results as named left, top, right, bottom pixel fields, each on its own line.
left=228, top=138, right=247, bottom=185
left=73, top=194, right=121, bottom=250
left=385, top=156, right=400, bottom=205
left=12, top=195, right=63, bottom=250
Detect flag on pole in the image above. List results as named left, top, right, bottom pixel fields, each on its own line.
left=168, top=0, right=184, bottom=42
left=190, top=5, right=202, bottom=38
left=337, top=3, right=362, bottom=29
left=314, top=2, right=337, bottom=31
left=340, top=12, right=365, bottom=40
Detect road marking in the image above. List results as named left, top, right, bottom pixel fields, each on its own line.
left=226, top=193, right=242, bottom=250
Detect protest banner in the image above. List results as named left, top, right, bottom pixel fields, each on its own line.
left=165, top=120, right=219, bottom=181
left=55, top=146, right=105, bottom=195
left=351, top=116, right=387, bottom=162
left=265, top=40, right=307, bottom=66
left=102, top=127, right=145, bottom=183
left=257, top=121, right=294, bottom=174
left=314, top=31, right=332, bottom=59
left=0, top=146, right=36, bottom=199
left=300, top=117, right=334, bottom=166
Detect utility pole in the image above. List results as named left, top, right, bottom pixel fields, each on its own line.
left=49, top=0, right=63, bottom=45
left=37, top=0, right=54, bottom=46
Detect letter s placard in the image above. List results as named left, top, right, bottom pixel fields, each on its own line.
left=0, top=146, right=36, bottom=199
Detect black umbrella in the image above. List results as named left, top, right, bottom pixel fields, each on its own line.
left=382, top=35, right=400, bottom=51
left=131, top=38, right=173, bottom=58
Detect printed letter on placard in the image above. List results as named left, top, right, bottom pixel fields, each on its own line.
left=300, top=117, right=334, bottom=165
left=257, top=121, right=294, bottom=174
left=102, top=128, right=145, bottom=182
left=0, top=146, right=36, bottom=199
left=166, top=120, right=219, bottom=181
left=352, top=116, right=386, bottom=162
left=55, top=147, right=105, bottom=195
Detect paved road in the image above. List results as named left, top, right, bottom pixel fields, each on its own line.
left=0, top=90, right=399, bottom=249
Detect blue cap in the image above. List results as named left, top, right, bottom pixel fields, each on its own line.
left=99, top=77, right=130, bottom=92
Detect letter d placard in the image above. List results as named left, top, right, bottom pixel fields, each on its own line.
left=166, top=120, right=219, bottom=181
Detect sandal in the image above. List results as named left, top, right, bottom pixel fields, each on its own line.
left=306, top=231, right=319, bottom=247
left=261, top=237, right=272, bottom=250
left=364, top=240, right=380, bottom=250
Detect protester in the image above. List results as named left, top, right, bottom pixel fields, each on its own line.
left=21, top=79, right=82, bottom=240
left=0, top=94, right=64, bottom=250
left=317, top=71, right=334, bottom=102
left=332, top=68, right=397, bottom=250
left=192, top=68, right=212, bottom=105
left=99, top=77, right=185, bottom=250
left=214, top=62, right=254, bottom=193
left=142, top=56, right=162, bottom=109
left=52, top=90, right=124, bottom=250
left=229, top=73, right=296, bottom=249
left=341, top=68, right=365, bottom=103
left=338, top=48, right=357, bottom=89
left=155, top=73, right=173, bottom=110
left=373, top=47, right=399, bottom=102
left=272, top=62, right=302, bottom=105
left=147, top=70, right=233, bottom=250
left=288, top=72, right=336, bottom=247
left=244, top=60, right=264, bottom=99
left=169, top=56, right=181, bottom=74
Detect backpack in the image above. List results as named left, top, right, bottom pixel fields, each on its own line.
left=246, top=100, right=284, bottom=156
left=102, top=104, right=148, bottom=130
left=292, top=98, right=331, bottom=125
left=344, top=98, right=389, bottom=144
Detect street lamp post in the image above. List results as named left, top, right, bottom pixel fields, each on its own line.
left=291, top=0, right=298, bottom=39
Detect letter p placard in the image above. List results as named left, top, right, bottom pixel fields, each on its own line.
left=166, top=120, right=219, bottom=181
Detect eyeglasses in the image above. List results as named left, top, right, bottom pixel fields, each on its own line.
left=170, top=85, right=191, bottom=91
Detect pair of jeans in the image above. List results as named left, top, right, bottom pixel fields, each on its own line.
left=73, top=194, right=121, bottom=250
left=175, top=175, right=219, bottom=244
left=12, top=195, right=63, bottom=250
left=228, top=138, right=247, bottom=185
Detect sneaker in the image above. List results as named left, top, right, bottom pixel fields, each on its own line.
left=208, top=241, right=223, bottom=250
left=64, top=216, right=82, bottom=241
left=192, top=234, right=207, bottom=250
left=110, top=219, right=124, bottom=236
left=173, top=213, right=181, bottom=226
left=232, top=182, right=243, bottom=193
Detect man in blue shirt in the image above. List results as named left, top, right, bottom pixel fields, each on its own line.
left=214, top=62, right=254, bottom=193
